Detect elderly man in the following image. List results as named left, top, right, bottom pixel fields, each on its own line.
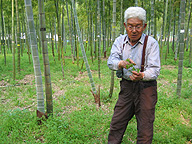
left=107, top=7, right=161, bottom=144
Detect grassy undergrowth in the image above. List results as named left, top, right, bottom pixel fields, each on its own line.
left=0, top=43, right=192, bottom=144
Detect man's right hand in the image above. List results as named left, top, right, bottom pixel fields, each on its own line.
left=118, top=59, right=136, bottom=69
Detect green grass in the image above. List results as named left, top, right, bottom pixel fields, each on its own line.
left=0, top=43, right=192, bottom=143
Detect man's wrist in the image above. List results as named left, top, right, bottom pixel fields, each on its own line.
left=141, top=72, right=145, bottom=80
left=118, top=61, right=123, bottom=69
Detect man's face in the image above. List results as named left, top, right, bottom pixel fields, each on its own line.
left=124, top=18, right=147, bottom=45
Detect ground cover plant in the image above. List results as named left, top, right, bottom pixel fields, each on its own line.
left=0, top=44, right=192, bottom=144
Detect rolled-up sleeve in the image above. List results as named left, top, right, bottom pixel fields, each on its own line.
left=143, top=40, right=161, bottom=80
left=107, top=38, right=122, bottom=71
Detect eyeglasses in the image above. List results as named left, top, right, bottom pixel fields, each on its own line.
left=127, top=25, right=142, bottom=31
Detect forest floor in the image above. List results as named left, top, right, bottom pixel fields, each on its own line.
left=0, top=47, right=192, bottom=143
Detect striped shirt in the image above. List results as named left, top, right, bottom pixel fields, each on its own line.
left=107, top=33, right=161, bottom=81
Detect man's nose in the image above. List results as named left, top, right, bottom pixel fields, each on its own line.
left=132, top=27, right=137, bottom=33
left=132, top=27, right=137, bottom=31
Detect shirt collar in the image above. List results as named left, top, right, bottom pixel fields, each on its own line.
left=140, top=33, right=146, bottom=45
left=126, top=33, right=146, bottom=46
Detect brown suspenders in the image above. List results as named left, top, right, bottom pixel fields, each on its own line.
left=122, top=36, right=128, bottom=50
left=141, top=35, right=148, bottom=72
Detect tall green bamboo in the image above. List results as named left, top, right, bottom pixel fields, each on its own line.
left=3, top=15, right=8, bottom=53
left=177, top=0, right=186, bottom=97
left=12, top=0, right=15, bottom=79
left=159, top=0, right=165, bottom=56
left=1, top=0, right=6, bottom=65
left=165, top=0, right=172, bottom=60
left=24, top=0, right=45, bottom=113
left=62, top=6, right=66, bottom=53
left=89, top=0, right=93, bottom=62
left=71, top=4, right=76, bottom=60
left=54, top=0, right=61, bottom=61
left=74, top=20, right=79, bottom=68
left=21, top=12, right=25, bottom=56
left=107, top=0, right=112, bottom=48
left=135, top=0, right=138, bottom=6
left=71, top=0, right=97, bottom=95
left=94, top=0, right=98, bottom=59
left=154, top=0, right=157, bottom=40
left=175, top=4, right=181, bottom=60
left=120, top=0, right=124, bottom=34
left=172, top=1, right=176, bottom=52
left=7, top=21, right=11, bottom=53
left=36, top=17, right=41, bottom=54
left=103, top=0, right=106, bottom=58
left=24, top=14, right=31, bottom=64
left=97, top=0, right=101, bottom=79
left=151, top=0, right=154, bottom=37
left=160, top=0, right=168, bottom=60
left=147, top=2, right=151, bottom=35
left=50, top=20, right=56, bottom=62
left=66, top=1, right=74, bottom=63
left=38, top=0, right=53, bottom=115
left=16, top=0, right=20, bottom=73
left=189, top=27, right=192, bottom=65
left=60, top=5, right=65, bottom=77
left=185, top=0, right=191, bottom=51
left=54, top=17, right=58, bottom=53
left=86, top=0, right=89, bottom=54
left=3, top=16, right=8, bottom=53
left=0, top=14, right=1, bottom=54
left=20, top=11, right=24, bottom=57
left=109, top=0, right=116, bottom=98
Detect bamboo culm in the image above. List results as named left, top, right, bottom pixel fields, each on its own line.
left=71, top=0, right=97, bottom=94
left=24, top=0, right=45, bottom=113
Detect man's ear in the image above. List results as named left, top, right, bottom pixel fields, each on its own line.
left=124, top=22, right=127, bottom=28
left=143, top=23, right=147, bottom=31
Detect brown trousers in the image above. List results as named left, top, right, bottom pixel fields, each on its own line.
left=108, top=79, right=157, bottom=144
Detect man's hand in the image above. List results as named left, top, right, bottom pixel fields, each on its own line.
left=129, top=71, right=144, bottom=81
left=118, top=59, right=135, bottom=69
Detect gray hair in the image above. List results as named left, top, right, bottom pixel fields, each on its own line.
left=124, top=7, right=146, bottom=25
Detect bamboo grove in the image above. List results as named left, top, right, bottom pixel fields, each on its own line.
left=0, top=0, right=191, bottom=115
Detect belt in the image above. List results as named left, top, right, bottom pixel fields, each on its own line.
left=122, top=78, right=157, bottom=88
left=122, top=78, right=156, bottom=82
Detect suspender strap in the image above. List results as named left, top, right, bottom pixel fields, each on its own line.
left=141, top=35, right=148, bottom=72
left=123, top=35, right=128, bottom=50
